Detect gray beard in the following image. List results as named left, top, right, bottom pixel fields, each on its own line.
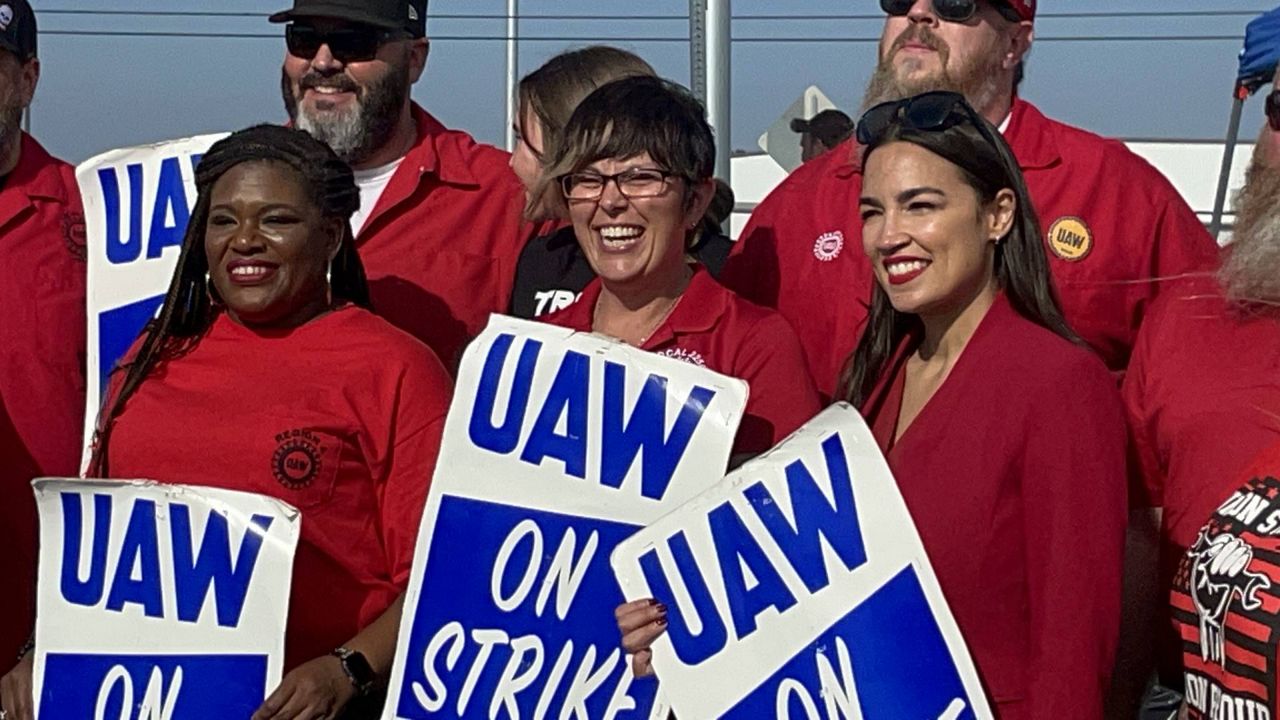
left=282, top=62, right=409, bottom=166
left=1221, top=153, right=1280, bottom=305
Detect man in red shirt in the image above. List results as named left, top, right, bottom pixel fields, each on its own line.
left=1125, top=64, right=1280, bottom=708
left=722, top=0, right=1218, bottom=398
left=0, top=0, right=86, bottom=665
left=271, top=0, right=544, bottom=369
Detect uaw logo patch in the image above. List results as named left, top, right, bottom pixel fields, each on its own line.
left=0, top=6, right=13, bottom=31
left=1047, top=216, right=1093, bottom=261
left=812, top=231, right=844, bottom=262
left=272, top=428, right=325, bottom=490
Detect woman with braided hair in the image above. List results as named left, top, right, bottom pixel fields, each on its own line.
left=0, top=125, right=453, bottom=720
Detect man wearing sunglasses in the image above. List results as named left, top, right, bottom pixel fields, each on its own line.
left=271, top=0, right=548, bottom=371
left=1124, top=64, right=1280, bottom=720
left=722, top=0, right=1217, bottom=399
left=0, top=3, right=87, bottom=709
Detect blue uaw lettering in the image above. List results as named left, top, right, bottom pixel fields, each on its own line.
left=100, top=153, right=202, bottom=265
left=58, top=492, right=274, bottom=627
left=638, top=433, right=868, bottom=666
left=95, top=664, right=183, bottom=720
left=411, top=621, right=638, bottom=720
left=469, top=332, right=717, bottom=501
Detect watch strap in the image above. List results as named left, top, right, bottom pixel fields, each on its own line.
left=331, top=646, right=376, bottom=696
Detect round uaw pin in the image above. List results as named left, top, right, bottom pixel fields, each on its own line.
left=1047, top=216, right=1093, bottom=261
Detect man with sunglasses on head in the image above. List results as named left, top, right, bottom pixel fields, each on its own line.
left=722, top=0, right=1218, bottom=400
left=0, top=4, right=86, bottom=714
left=272, top=0, right=546, bottom=371
left=1123, top=63, right=1280, bottom=719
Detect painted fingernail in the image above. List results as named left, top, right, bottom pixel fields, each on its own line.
left=657, top=617, right=668, bottom=627
left=656, top=603, right=668, bottom=615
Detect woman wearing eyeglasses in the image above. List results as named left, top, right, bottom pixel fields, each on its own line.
left=507, top=47, right=735, bottom=319
left=846, top=92, right=1127, bottom=717
left=538, top=75, right=820, bottom=459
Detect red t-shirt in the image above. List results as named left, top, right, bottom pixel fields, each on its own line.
left=1122, top=272, right=1280, bottom=680
left=721, top=98, right=1218, bottom=398
left=0, top=132, right=86, bottom=660
left=1170, top=441, right=1280, bottom=719
left=544, top=266, right=821, bottom=455
left=863, top=295, right=1128, bottom=719
left=98, top=306, right=451, bottom=669
left=356, top=103, right=551, bottom=370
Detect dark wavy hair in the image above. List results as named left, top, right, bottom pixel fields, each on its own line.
left=839, top=98, right=1079, bottom=408
left=89, top=124, right=369, bottom=475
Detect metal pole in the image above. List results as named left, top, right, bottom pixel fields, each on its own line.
left=689, top=0, right=707, bottom=104
left=705, top=0, right=731, bottom=183
left=1209, top=94, right=1245, bottom=240
left=504, top=0, right=519, bottom=152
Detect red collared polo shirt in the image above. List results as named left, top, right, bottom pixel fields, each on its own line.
left=543, top=266, right=821, bottom=455
left=0, top=132, right=86, bottom=660
left=355, top=103, right=549, bottom=370
left=722, top=98, right=1219, bottom=397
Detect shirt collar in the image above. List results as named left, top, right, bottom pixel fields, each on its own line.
left=1003, top=97, right=1061, bottom=170
left=554, top=264, right=728, bottom=348
left=402, top=102, right=482, bottom=188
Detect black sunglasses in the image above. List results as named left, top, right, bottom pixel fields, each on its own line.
left=1267, top=89, right=1280, bottom=132
left=880, top=0, right=1022, bottom=24
left=285, top=24, right=405, bottom=64
left=856, top=90, right=999, bottom=149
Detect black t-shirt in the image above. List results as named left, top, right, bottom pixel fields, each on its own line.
left=508, top=224, right=733, bottom=319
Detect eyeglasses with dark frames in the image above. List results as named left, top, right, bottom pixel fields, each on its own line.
left=879, top=0, right=1023, bottom=24
left=286, top=23, right=407, bottom=64
left=559, top=168, right=683, bottom=201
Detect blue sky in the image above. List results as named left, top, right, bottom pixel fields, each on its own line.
left=26, top=1, right=1279, bottom=163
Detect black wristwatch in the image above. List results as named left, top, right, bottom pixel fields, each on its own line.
left=331, top=647, right=377, bottom=697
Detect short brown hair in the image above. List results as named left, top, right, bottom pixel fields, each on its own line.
left=518, top=46, right=654, bottom=216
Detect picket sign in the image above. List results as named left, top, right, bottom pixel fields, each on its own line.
left=32, top=478, right=299, bottom=719
left=382, top=315, right=749, bottom=720
left=77, top=134, right=227, bottom=464
left=611, top=404, right=993, bottom=720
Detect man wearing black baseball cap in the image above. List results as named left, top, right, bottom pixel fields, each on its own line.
left=273, top=0, right=546, bottom=378
left=0, top=2, right=89, bottom=719
left=790, top=108, right=854, bottom=163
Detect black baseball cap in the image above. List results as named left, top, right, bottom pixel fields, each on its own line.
left=0, top=0, right=37, bottom=61
left=791, top=109, right=855, bottom=148
left=269, top=0, right=427, bottom=39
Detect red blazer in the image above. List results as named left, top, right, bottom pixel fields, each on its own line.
left=863, top=295, right=1127, bottom=719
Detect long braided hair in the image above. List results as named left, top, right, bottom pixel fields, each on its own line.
left=89, top=124, right=369, bottom=475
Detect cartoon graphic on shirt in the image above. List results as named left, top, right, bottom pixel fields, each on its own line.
left=1188, top=530, right=1272, bottom=667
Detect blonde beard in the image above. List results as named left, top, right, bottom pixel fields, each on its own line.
left=1221, top=152, right=1280, bottom=306
left=861, top=29, right=1006, bottom=115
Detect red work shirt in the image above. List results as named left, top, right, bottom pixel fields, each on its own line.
left=1122, top=272, right=1280, bottom=679
left=98, top=306, right=451, bottom=669
left=544, top=266, right=821, bottom=455
left=0, top=133, right=86, bottom=660
left=356, top=103, right=547, bottom=370
left=864, top=295, right=1127, bottom=719
left=722, top=98, right=1218, bottom=398
left=1169, top=441, right=1280, bottom=719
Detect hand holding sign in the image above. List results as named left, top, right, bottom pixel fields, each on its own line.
left=611, top=404, right=993, bottom=719
left=614, top=599, right=667, bottom=678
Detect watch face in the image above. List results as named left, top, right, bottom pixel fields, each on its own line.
left=337, top=649, right=377, bottom=693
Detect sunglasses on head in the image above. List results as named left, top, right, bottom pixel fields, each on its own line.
left=856, top=90, right=998, bottom=149
left=880, top=0, right=1023, bottom=24
left=285, top=23, right=405, bottom=64
left=1267, top=89, right=1280, bottom=132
